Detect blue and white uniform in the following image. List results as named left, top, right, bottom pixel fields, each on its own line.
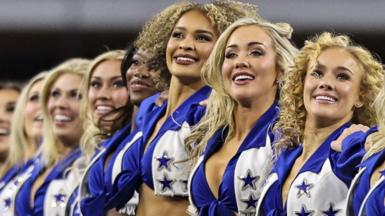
left=256, top=123, right=366, bottom=216
left=14, top=148, right=81, bottom=216
left=346, top=128, right=385, bottom=216
left=141, top=86, right=210, bottom=197
left=361, top=170, right=385, bottom=215
left=188, top=103, right=278, bottom=216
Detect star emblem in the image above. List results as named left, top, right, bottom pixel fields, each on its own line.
left=295, top=179, right=313, bottom=198
left=295, top=205, right=314, bottom=216
left=51, top=189, right=67, bottom=208
left=239, top=169, right=259, bottom=191
left=241, top=193, right=258, bottom=209
left=3, top=197, right=11, bottom=209
left=322, top=203, right=340, bottom=216
left=158, top=174, right=174, bottom=192
left=156, top=152, right=174, bottom=171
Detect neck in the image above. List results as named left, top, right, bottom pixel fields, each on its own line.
left=131, top=106, right=139, bottom=132
left=302, top=115, right=351, bottom=159
left=56, top=139, right=78, bottom=161
left=164, top=76, right=205, bottom=118
left=25, top=137, right=39, bottom=161
left=233, top=96, right=275, bottom=141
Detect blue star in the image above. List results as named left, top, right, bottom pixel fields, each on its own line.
left=295, top=179, right=313, bottom=198
left=295, top=205, right=314, bottom=216
left=156, top=152, right=173, bottom=171
left=4, top=198, right=11, bottom=209
left=239, top=169, right=259, bottom=190
left=322, top=203, right=340, bottom=216
left=241, top=193, right=258, bottom=209
left=158, top=175, right=174, bottom=192
left=52, top=191, right=67, bottom=208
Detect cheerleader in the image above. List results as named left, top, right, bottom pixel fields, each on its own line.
left=0, top=82, right=21, bottom=166
left=346, top=69, right=385, bottom=215
left=0, top=73, right=47, bottom=215
left=102, top=1, right=260, bottom=216
left=256, top=32, right=384, bottom=215
left=10, top=58, right=89, bottom=216
left=186, top=17, right=297, bottom=216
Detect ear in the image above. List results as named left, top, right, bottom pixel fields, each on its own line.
left=354, top=96, right=364, bottom=108
left=275, top=68, right=284, bottom=85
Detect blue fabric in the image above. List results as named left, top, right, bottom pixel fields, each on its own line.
left=135, top=93, right=160, bottom=130
left=0, top=157, right=36, bottom=192
left=190, top=103, right=278, bottom=215
left=79, top=123, right=131, bottom=216
left=364, top=171, right=385, bottom=216
left=259, top=122, right=365, bottom=215
left=15, top=148, right=81, bottom=216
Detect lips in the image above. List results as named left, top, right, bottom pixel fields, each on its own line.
left=174, top=54, right=198, bottom=65
left=54, top=114, right=73, bottom=123
left=34, top=115, right=43, bottom=122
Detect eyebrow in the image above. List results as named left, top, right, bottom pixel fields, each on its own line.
left=316, top=61, right=354, bottom=74
left=173, top=27, right=215, bottom=36
left=226, top=41, right=265, bottom=49
left=92, top=75, right=122, bottom=81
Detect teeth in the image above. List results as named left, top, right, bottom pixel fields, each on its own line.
left=315, top=95, right=336, bottom=102
left=234, top=74, right=254, bottom=81
left=96, top=106, right=113, bottom=112
left=0, top=128, right=9, bottom=135
left=176, top=57, right=196, bottom=63
left=54, top=115, right=71, bottom=121
left=35, top=116, right=43, bottom=121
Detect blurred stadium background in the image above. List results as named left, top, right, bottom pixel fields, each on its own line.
left=1, top=0, right=384, bottom=81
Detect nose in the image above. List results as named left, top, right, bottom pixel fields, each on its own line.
left=178, top=36, right=195, bottom=51
left=318, top=76, right=334, bottom=90
left=235, top=55, right=250, bottom=69
left=134, top=65, right=150, bottom=79
left=54, top=95, right=70, bottom=109
left=96, top=87, right=112, bottom=101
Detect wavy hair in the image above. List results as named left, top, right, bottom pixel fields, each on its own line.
left=79, top=50, right=129, bottom=159
left=186, top=17, right=298, bottom=159
left=41, top=58, right=90, bottom=165
left=135, top=0, right=260, bottom=75
left=275, top=32, right=384, bottom=151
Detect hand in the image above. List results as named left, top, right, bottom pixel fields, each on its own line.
left=331, top=124, right=369, bottom=152
left=364, top=131, right=379, bottom=151
left=199, top=99, right=208, bottom=106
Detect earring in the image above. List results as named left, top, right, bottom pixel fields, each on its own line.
left=354, top=102, right=363, bottom=108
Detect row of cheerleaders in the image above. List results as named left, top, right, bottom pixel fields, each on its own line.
left=0, top=1, right=384, bottom=216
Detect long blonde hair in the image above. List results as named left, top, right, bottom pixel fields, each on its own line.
left=186, top=17, right=298, bottom=159
left=79, top=50, right=127, bottom=160
left=40, top=58, right=90, bottom=165
left=275, top=32, right=384, bottom=151
left=364, top=75, right=385, bottom=160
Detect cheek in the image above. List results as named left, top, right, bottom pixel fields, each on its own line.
left=125, top=69, right=134, bottom=85
left=166, top=40, right=175, bottom=64
left=88, top=89, right=97, bottom=109
left=47, top=100, right=55, bottom=115
left=113, top=89, right=129, bottom=107
left=221, top=61, right=232, bottom=81
left=200, top=45, right=215, bottom=61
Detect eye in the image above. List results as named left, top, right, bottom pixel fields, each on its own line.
left=310, top=70, right=322, bottom=79
left=336, top=72, right=350, bottom=81
left=90, top=80, right=101, bottom=89
left=225, top=51, right=237, bottom=59
left=51, top=90, right=61, bottom=98
left=113, top=79, right=125, bottom=88
left=171, top=31, right=183, bottom=39
left=131, top=59, right=140, bottom=66
left=196, top=34, right=212, bottom=42
left=249, top=49, right=264, bottom=57
left=29, top=94, right=39, bottom=102
left=6, top=102, right=16, bottom=113
left=69, top=90, right=82, bottom=100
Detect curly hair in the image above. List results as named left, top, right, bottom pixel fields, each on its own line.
left=134, top=0, right=259, bottom=76
left=185, top=17, right=298, bottom=160
left=275, top=32, right=384, bottom=151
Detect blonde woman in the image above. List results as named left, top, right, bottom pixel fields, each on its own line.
left=186, top=17, right=297, bottom=216
left=256, top=32, right=383, bottom=215
left=0, top=72, right=47, bottom=214
left=11, top=58, right=89, bottom=216
left=345, top=76, right=385, bottom=215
